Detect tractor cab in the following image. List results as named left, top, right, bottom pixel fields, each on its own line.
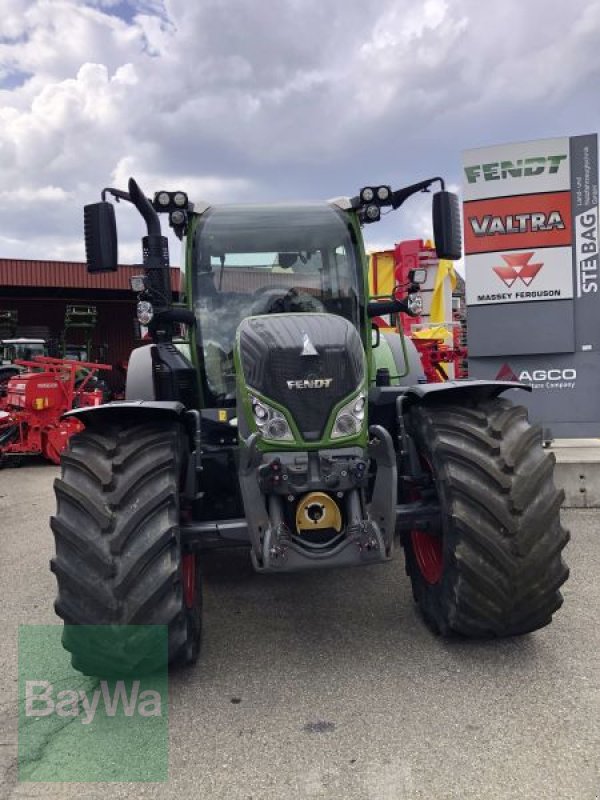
left=0, top=338, right=46, bottom=365
left=190, top=203, right=363, bottom=406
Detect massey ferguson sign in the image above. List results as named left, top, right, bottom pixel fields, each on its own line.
left=465, top=246, right=574, bottom=305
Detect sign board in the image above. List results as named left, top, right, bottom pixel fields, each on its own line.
left=463, top=134, right=600, bottom=437
left=462, top=137, right=571, bottom=201
left=465, top=246, right=574, bottom=306
left=464, top=136, right=575, bottom=306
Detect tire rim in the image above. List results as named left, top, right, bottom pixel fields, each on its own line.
left=182, top=552, right=196, bottom=609
left=411, top=529, right=443, bottom=585
left=409, top=454, right=443, bottom=585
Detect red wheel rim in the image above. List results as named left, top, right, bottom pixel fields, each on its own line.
left=409, top=454, right=443, bottom=585
left=411, top=530, right=443, bottom=584
left=182, top=553, right=196, bottom=609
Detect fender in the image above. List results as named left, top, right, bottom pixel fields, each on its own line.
left=369, top=379, right=530, bottom=407
left=64, top=400, right=186, bottom=427
left=404, top=378, right=530, bottom=401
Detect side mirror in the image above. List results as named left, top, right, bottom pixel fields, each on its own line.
left=432, top=191, right=462, bottom=261
left=84, top=202, right=118, bottom=272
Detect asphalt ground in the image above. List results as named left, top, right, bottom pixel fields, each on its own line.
left=0, top=462, right=598, bottom=799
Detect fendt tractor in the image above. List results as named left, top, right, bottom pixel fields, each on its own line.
left=50, top=176, right=569, bottom=675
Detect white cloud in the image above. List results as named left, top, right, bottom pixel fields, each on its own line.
left=0, top=0, right=598, bottom=263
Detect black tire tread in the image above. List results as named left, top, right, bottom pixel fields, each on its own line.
left=51, top=420, right=199, bottom=675
left=404, top=396, right=569, bottom=638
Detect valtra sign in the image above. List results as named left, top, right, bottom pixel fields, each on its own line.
left=464, top=191, right=572, bottom=255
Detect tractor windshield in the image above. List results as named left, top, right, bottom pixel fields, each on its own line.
left=191, top=203, right=363, bottom=404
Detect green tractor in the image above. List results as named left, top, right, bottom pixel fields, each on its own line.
left=51, top=177, right=568, bottom=675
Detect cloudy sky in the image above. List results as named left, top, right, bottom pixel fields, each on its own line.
left=1, top=0, right=599, bottom=267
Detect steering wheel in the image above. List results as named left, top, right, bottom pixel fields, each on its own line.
left=251, top=286, right=325, bottom=314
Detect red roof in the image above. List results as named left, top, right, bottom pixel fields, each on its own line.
left=0, top=259, right=181, bottom=292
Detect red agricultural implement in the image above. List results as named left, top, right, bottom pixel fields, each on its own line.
left=0, top=356, right=111, bottom=466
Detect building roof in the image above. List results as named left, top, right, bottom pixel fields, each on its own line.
left=0, top=259, right=181, bottom=292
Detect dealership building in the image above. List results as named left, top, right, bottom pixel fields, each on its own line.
left=0, top=258, right=180, bottom=387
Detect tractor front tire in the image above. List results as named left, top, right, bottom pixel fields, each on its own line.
left=51, top=419, right=201, bottom=676
left=403, top=396, right=569, bottom=638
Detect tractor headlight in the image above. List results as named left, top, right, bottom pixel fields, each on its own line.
left=407, top=293, right=423, bottom=316
left=331, top=392, right=366, bottom=439
left=173, top=191, right=188, bottom=208
left=130, top=274, right=146, bottom=293
left=137, top=300, right=154, bottom=325
left=365, top=204, right=380, bottom=222
left=170, top=209, right=186, bottom=226
left=360, top=187, right=375, bottom=203
left=250, top=395, right=294, bottom=442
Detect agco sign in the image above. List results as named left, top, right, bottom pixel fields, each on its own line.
left=496, top=363, right=577, bottom=390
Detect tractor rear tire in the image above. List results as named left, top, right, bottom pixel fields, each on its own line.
left=403, top=396, right=569, bottom=638
left=51, top=419, right=201, bottom=676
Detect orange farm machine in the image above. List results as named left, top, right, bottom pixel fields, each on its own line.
left=0, top=356, right=111, bottom=466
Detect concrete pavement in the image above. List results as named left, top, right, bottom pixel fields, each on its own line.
left=0, top=463, right=598, bottom=800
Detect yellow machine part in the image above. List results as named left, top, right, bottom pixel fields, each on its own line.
left=295, top=492, right=342, bottom=533
left=368, top=250, right=396, bottom=298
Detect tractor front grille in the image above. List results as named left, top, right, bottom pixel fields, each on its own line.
left=238, top=314, right=364, bottom=441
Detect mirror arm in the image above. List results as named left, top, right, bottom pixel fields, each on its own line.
left=367, top=299, right=409, bottom=318
left=100, top=182, right=162, bottom=238
left=391, top=176, right=445, bottom=209
left=153, top=308, right=196, bottom=326
left=101, top=187, right=131, bottom=203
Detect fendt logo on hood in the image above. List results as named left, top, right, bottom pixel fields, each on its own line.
left=286, top=378, right=333, bottom=390
left=496, top=363, right=576, bottom=390
left=492, top=252, right=543, bottom=288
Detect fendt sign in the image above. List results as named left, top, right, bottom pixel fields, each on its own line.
left=464, top=134, right=600, bottom=437
left=464, top=154, right=568, bottom=187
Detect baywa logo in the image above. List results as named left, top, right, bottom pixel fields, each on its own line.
left=496, top=363, right=576, bottom=390
left=19, top=625, right=168, bottom=782
left=25, top=680, right=162, bottom=726
left=493, top=252, right=543, bottom=288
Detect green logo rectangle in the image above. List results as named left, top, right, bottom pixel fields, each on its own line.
left=18, top=625, right=168, bottom=782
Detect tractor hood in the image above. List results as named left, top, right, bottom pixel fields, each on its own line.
left=236, top=313, right=366, bottom=445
